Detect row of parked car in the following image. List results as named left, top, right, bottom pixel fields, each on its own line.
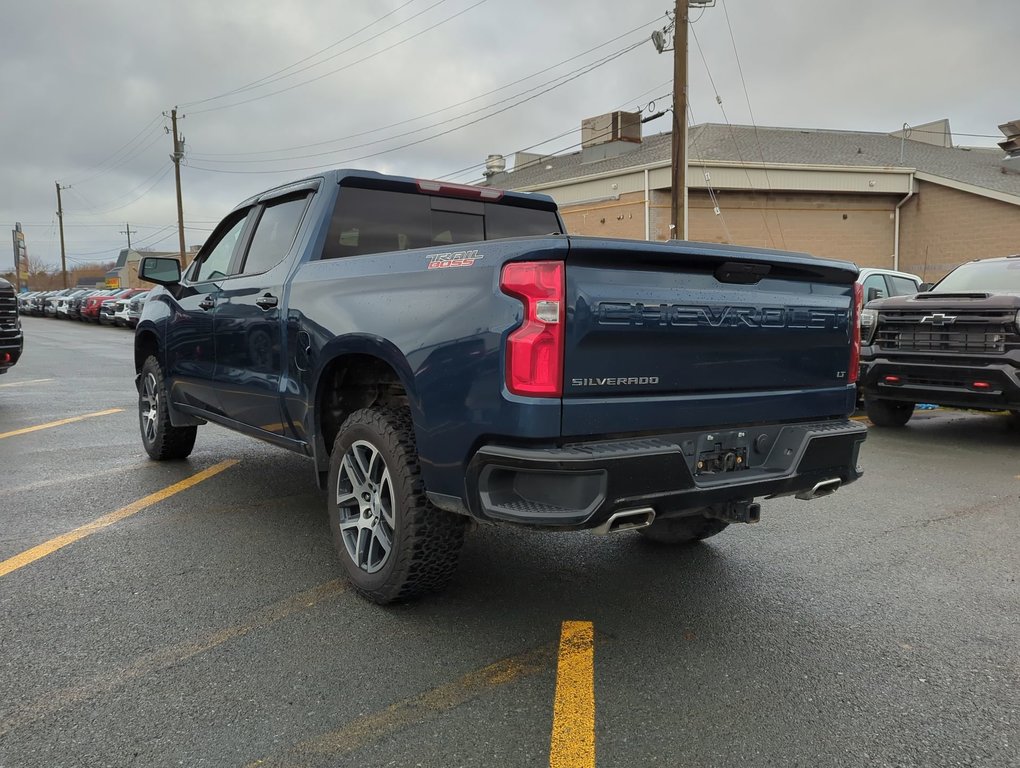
left=18, top=287, right=150, bottom=327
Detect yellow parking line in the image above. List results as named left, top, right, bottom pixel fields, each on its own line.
left=0, top=459, right=238, bottom=578
left=0, top=378, right=54, bottom=388
left=550, top=621, right=595, bottom=768
left=0, top=408, right=124, bottom=439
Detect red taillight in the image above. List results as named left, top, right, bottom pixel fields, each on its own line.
left=884, top=375, right=901, bottom=384
left=849, top=282, right=863, bottom=384
left=971, top=381, right=991, bottom=390
left=500, top=261, right=564, bottom=397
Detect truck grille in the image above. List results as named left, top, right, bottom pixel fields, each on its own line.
left=0, top=287, right=18, bottom=333
left=876, top=309, right=1018, bottom=354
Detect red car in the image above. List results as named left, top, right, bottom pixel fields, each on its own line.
left=81, top=289, right=139, bottom=323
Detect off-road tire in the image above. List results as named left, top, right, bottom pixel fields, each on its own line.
left=327, top=407, right=466, bottom=604
left=139, top=355, right=197, bottom=460
left=638, top=514, right=728, bottom=545
left=865, top=398, right=914, bottom=427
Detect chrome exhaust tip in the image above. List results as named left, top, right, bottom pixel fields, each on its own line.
left=796, top=478, right=842, bottom=501
left=592, top=507, right=656, bottom=535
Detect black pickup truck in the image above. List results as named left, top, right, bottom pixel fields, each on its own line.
left=859, top=255, right=1020, bottom=427
left=135, top=169, right=868, bottom=603
left=0, top=278, right=24, bottom=375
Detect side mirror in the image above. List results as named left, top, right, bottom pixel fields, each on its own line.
left=866, top=287, right=884, bottom=302
left=917, top=282, right=933, bottom=293
left=139, top=256, right=181, bottom=286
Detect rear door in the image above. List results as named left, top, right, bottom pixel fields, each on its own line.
left=561, top=238, right=857, bottom=435
left=213, top=186, right=315, bottom=437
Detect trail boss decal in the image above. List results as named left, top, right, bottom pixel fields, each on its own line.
left=426, top=250, right=483, bottom=269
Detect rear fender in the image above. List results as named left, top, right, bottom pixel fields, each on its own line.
left=309, top=335, right=420, bottom=485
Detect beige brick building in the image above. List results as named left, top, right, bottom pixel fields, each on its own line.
left=486, top=117, right=1020, bottom=282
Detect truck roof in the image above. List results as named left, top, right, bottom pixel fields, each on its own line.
left=233, top=168, right=558, bottom=212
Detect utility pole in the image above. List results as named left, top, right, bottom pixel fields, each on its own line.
left=55, top=181, right=68, bottom=288
left=656, top=1, right=714, bottom=240
left=167, top=107, right=187, bottom=264
left=119, top=222, right=137, bottom=250
left=671, top=0, right=689, bottom=240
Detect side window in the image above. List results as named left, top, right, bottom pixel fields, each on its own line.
left=483, top=203, right=563, bottom=239
left=240, top=194, right=311, bottom=276
left=323, top=187, right=430, bottom=259
left=888, top=275, right=920, bottom=296
left=191, top=211, right=250, bottom=282
left=861, top=274, right=887, bottom=303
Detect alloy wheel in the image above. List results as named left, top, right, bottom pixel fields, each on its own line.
left=335, top=440, right=395, bottom=574
left=140, top=372, right=159, bottom=444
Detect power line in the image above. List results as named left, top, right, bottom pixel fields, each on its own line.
left=688, top=103, right=732, bottom=244
left=718, top=0, right=785, bottom=249
left=189, top=0, right=489, bottom=115
left=66, top=224, right=179, bottom=258
left=436, top=82, right=673, bottom=183
left=186, top=40, right=647, bottom=175
left=66, top=165, right=174, bottom=217
left=181, top=0, right=425, bottom=108
left=188, top=16, right=665, bottom=161
left=689, top=18, right=779, bottom=248
left=188, top=39, right=651, bottom=167
left=64, top=114, right=165, bottom=187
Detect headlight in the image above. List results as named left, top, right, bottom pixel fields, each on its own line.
left=860, top=308, right=879, bottom=345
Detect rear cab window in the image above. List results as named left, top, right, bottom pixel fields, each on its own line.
left=321, top=182, right=562, bottom=260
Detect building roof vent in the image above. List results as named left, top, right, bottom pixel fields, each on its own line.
left=998, top=120, right=1020, bottom=175
left=582, top=111, right=642, bottom=149
left=483, top=154, right=506, bottom=179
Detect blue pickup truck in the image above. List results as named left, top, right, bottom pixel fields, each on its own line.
left=135, top=170, right=867, bottom=603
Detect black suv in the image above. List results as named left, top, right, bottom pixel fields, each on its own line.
left=858, top=255, right=1020, bottom=427
left=0, top=278, right=24, bottom=375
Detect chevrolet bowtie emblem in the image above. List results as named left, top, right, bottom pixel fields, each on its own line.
left=920, top=313, right=958, bottom=326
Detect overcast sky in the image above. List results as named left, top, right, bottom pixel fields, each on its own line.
left=2, top=0, right=1014, bottom=270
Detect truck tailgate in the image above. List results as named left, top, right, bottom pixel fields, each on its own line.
left=562, top=238, right=858, bottom=435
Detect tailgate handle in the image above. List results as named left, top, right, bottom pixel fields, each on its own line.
left=715, top=262, right=771, bottom=285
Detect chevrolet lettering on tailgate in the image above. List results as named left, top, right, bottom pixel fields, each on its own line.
left=596, top=302, right=847, bottom=330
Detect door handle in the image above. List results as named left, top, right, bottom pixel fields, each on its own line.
left=255, top=294, right=279, bottom=310
left=199, top=296, right=216, bottom=311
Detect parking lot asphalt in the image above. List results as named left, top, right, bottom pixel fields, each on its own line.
left=1, top=316, right=1017, bottom=768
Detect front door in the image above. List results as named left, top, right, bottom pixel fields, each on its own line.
left=165, top=210, right=252, bottom=416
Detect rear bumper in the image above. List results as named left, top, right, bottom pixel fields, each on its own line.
left=462, top=418, right=867, bottom=530
left=859, top=355, right=1020, bottom=410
